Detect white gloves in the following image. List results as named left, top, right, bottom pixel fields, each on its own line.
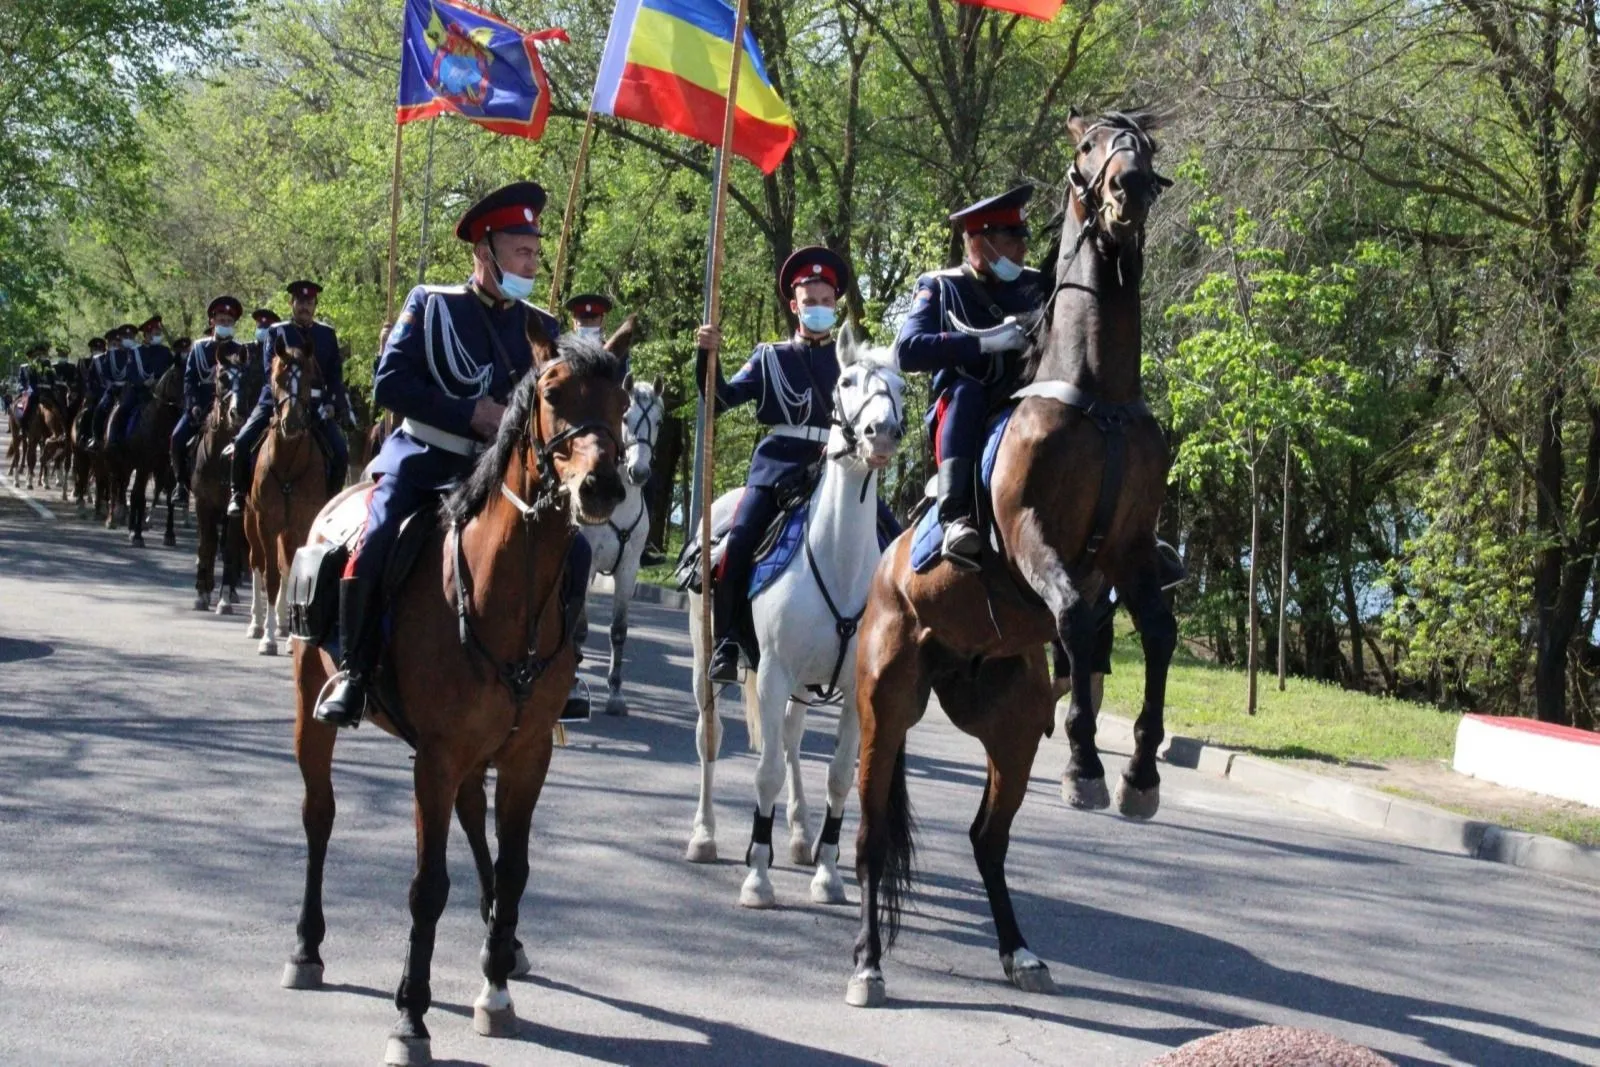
left=976, top=320, right=1028, bottom=354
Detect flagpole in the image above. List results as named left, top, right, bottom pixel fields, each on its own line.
left=548, top=109, right=598, bottom=311
left=383, top=120, right=406, bottom=324
left=696, top=0, right=750, bottom=758
left=415, top=118, right=437, bottom=284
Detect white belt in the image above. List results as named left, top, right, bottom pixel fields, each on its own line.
left=401, top=417, right=481, bottom=456
left=768, top=424, right=829, bottom=444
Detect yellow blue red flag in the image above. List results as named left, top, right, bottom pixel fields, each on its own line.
left=591, top=0, right=797, bottom=174
left=398, top=0, right=567, bottom=139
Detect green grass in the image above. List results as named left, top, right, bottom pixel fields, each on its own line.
left=1380, top=787, right=1600, bottom=849
left=1099, top=628, right=1460, bottom=765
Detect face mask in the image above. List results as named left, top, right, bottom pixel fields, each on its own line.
left=798, top=305, right=838, bottom=333
left=255, top=327, right=269, bottom=343
left=149, top=333, right=164, bottom=346
left=121, top=338, right=136, bottom=350
left=496, top=270, right=534, bottom=301
left=988, top=254, right=1023, bottom=283
left=576, top=326, right=604, bottom=343
left=215, top=325, right=234, bottom=339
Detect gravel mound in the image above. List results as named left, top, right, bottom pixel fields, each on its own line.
left=1146, top=1026, right=1395, bottom=1066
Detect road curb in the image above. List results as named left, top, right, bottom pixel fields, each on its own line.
left=1098, top=713, right=1600, bottom=887
left=588, top=573, right=690, bottom=612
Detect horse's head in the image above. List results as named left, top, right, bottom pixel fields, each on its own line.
left=833, top=324, right=905, bottom=471
left=269, top=334, right=323, bottom=439
left=154, top=364, right=184, bottom=408
left=1065, top=109, right=1171, bottom=247
left=617, top=375, right=663, bottom=488
left=525, top=319, right=629, bottom=524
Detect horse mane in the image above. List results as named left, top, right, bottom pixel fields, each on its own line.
left=1017, top=106, right=1165, bottom=387
left=442, top=333, right=623, bottom=524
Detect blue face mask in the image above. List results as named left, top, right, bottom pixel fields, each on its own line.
left=496, top=270, right=534, bottom=301
left=798, top=305, right=838, bottom=333
left=215, top=325, right=234, bottom=339
left=255, top=327, right=269, bottom=343
left=989, top=255, right=1023, bottom=283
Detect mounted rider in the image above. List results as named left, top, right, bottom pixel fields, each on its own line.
left=564, top=293, right=613, bottom=345
left=227, top=281, right=349, bottom=516
left=696, top=246, right=898, bottom=685
left=893, top=185, right=1047, bottom=571
left=106, top=315, right=175, bottom=448
left=243, top=307, right=281, bottom=399
left=172, top=296, right=244, bottom=489
left=88, top=325, right=139, bottom=449
left=81, top=334, right=108, bottom=404
left=314, top=180, right=595, bottom=729
left=13, top=343, right=49, bottom=424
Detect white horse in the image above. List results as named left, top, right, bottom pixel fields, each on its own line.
left=687, top=327, right=906, bottom=908
left=581, top=375, right=664, bottom=717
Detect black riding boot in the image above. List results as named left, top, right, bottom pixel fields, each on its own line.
left=314, top=577, right=380, bottom=729
left=708, top=557, right=745, bottom=684
left=937, top=458, right=981, bottom=571
left=227, top=444, right=249, bottom=516
left=561, top=602, right=591, bottom=721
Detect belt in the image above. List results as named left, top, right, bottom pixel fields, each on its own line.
left=767, top=424, right=829, bottom=444
left=400, top=417, right=482, bottom=456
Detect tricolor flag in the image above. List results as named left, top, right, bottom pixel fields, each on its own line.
left=952, top=0, right=1065, bottom=20
left=592, top=0, right=797, bottom=175
left=397, top=0, right=567, bottom=139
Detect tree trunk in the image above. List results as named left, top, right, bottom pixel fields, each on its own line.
left=1277, top=444, right=1290, bottom=691
left=1247, top=457, right=1261, bottom=716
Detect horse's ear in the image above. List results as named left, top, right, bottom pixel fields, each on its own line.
left=272, top=331, right=287, bottom=359
left=605, top=314, right=638, bottom=359
left=836, top=321, right=859, bottom=368
left=527, top=310, right=557, bottom=370
left=651, top=373, right=665, bottom=397
left=1067, top=109, right=1090, bottom=142
left=622, top=369, right=634, bottom=392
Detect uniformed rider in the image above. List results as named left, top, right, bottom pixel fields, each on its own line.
left=314, top=181, right=594, bottom=729
left=564, top=293, right=613, bottom=344
left=227, top=281, right=349, bottom=515
left=172, top=296, right=244, bottom=488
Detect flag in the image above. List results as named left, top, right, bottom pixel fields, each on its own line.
left=951, top=0, right=1065, bottom=20
left=591, top=0, right=797, bottom=174
left=397, top=0, right=568, bottom=139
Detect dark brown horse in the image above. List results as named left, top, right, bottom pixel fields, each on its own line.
left=192, top=358, right=246, bottom=612
left=848, top=110, right=1177, bottom=1007
left=284, top=325, right=628, bottom=1065
left=105, top=368, right=182, bottom=546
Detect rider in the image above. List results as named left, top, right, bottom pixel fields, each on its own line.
left=564, top=293, right=612, bottom=344
left=95, top=323, right=140, bottom=448
left=82, top=335, right=108, bottom=405
left=227, top=281, right=348, bottom=515
left=314, top=181, right=595, bottom=729
left=244, top=307, right=281, bottom=390
left=107, top=316, right=174, bottom=449
left=14, top=343, right=48, bottom=424
left=695, top=246, right=897, bottom=685
left=893, top=185, right=1047, bottom=571
left=173, top=296, right=244, bottom=489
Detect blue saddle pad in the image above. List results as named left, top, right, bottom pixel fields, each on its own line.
left=750, top=505, right=807, bottom=600
left=910, top=406, right=1016, bottom=573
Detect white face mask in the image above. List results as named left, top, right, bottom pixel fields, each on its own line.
left=255, top=327, right=270, bottom=343
left=149, top=333, right=164, bottom=346
left=496, top=270, right=534, bottom=301
left=214, top=325, right=234, bottom=339
left=121, top=338, right=137, bottom=350
left=576, top=325, right=604, bottom=343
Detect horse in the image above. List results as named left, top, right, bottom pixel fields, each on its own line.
left=846, top=110, right=1177, bottom=1008
left=685, top=328, right=907, bottom=908
left=283, top=327, right=628, bottom=1067
left=192, top=361, right=245, bottom=612
left=105, top=368, right=182, bottom=546
left=44, top=372, right=88, bottom=500
left=244, top=336, right=332, bottom=655
left=8, top=385, right=65, bottom=490
left=70, top=393, right=108, bottom=516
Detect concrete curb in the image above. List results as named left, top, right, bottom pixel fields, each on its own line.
left=588, top=573, right=690, bottom=612
left=1098, top=713, right=1600, bottom=888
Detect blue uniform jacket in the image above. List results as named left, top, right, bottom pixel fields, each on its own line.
left=130, top=344, right=173, bottom=387
left=100, top=347, right=136, bottom=389
left=245, top=321, right=344, bottom=414
left=369, top=282, right=560, bottom=490
left=185, top=336, right=239, bottom=414
left=893, top=264, right=1047, bottom=396
left=707, top=335, right=839, bottom=490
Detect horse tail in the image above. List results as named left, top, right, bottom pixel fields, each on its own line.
left=878, top=742, right=917, bottom=950
left=742, top=672, right=762, bottom=752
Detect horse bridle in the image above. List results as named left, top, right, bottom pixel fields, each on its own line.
left=621, top=388, right=661, bottom=484
left=502, top=357, right=623, bottom=516
left=830, top=364, right=903, bottom=459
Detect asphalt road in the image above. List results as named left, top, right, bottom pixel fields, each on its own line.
left=1, top=459, right=1598, bottom=1067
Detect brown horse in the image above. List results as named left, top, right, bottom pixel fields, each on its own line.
left=70, top=395, right=108, bottom=515
left=848, top=110, right=1177, bottom=1007
left=192, top=359, right=246, bottom=612
left=9, top=385, right=67, bottom=490
left=44, top=369, right=89, bottom=500
left=105, top=368, right=181, bottom=546
left=244, top=336, right=331, bottom=655
left=284, top=327, right=627, bottom=1066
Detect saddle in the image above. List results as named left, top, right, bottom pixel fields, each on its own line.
left=673, top=460, right=824, bottom=596
left=910, top=406, right=1017, bottom=573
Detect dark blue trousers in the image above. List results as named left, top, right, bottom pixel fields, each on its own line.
left=936, top=378, right=986, bottom=463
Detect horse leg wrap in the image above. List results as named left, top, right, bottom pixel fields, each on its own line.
left=812, top=811, right=844, bottom=864
left=745, top=809, right=774, bottom=866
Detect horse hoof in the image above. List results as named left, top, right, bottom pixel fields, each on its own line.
left=473, top=1005, right=518, bottom=1038
left=215, top=600, right=232, bottom=617
left=280, top=960, right=324, bottom=990
left=685, top=834, right=717, bottom=864
left=383, top=1035, right=431, bottom=1066
left=789, top=837, right=813, bottom=866
left=810, top=871, right=847, bottom=905
left=246, top=623, right=264, bottom=639
left=604, top=694, right=628, bottom=717
left=845, top=970, right=886, bottom=1008
left=192, top=595, right=209, bottom=611
left=258, top=640, right=278, bottom=656
left=163, top=532, right=176, bottom=547
left=1063, top=775, right=1111, bottom=811
left=510, top=945, right=532, bottom=979
left=1003, top=949, right=1056, bottom=994
left=1116, top=779, right=1160, bottom=820
left=739, top=871, right=776, bottom=909
left=129, top=534, right=144, bottom=547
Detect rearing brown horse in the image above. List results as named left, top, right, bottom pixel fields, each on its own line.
left=849, top=110, right=1177, bottom=1007
left=284, top=327, right=628, bottom=1066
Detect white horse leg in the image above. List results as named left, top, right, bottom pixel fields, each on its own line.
left=259, top=575, right=281, bottom=655
left=686, top=591, right=721, bottom=863
left=740, top=662, right=792, bottom=909
left=811, top=676, right=860, bottom=905
left=246, top=569, right=265, bottom=639
left=605, top=562, right=632, bottom=716
left=275, top=575, right=290, bottom=638
left=783, top=699, right=812, bottom=865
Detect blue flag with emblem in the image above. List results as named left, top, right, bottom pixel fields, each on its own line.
left=397, top=0, right=567, bottom=139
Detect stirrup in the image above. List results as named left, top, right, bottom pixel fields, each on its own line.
left=708, top=639, right=742, bottom=684
left=313, top=671, right=365, bottom=729
left=559, top=677, right=591, bottom=722
left=941, top=519, right=982, bottom=572
left=226, top=494, right=244, bottom=517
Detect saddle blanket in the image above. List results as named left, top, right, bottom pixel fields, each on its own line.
left=910, top=406, right=1016, bottom=573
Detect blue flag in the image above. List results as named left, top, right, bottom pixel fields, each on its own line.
left=397, top=0, right=566, bottom=139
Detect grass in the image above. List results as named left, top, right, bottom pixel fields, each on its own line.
left=1380, top=787, right=1600, bottom=849
left=1099, top=627, right=1460, bottom=765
